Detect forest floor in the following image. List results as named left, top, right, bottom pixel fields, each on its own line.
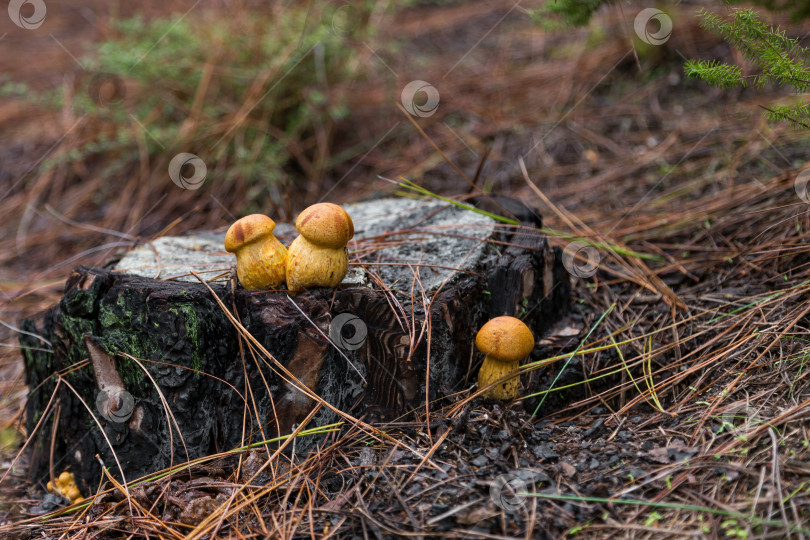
left=2, top=1, right=810, bottom=538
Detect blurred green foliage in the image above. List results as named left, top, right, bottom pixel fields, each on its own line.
left=527, top=0, right=810, bottom=28
left=727, top=0, right=810, bottom=22
left=2, top=3, right=377, bottom=202
left=684, top=8, right=810, bottom=128
left=526, top=0, right=607, bottom=30
left=0, top=426, right=18, bottom=452
left=526, top=0, right=810, bottom=130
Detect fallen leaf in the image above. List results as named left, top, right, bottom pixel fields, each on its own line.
left=456, top=502, right=497, bottom=525
left=559, top=461, right=576, bottom=477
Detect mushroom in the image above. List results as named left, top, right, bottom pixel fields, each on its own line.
left=475, top=316, right=534, bottom=401
left=47, top=471, right=83, bottom=504
left=224, top=214, right=288, bottom=290
left=286, top=203, right=354, bottom=294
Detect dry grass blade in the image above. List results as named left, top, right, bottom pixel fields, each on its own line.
left=189, top=272, right=438, bottom=467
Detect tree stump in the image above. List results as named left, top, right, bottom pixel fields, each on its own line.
left=20, top=196, right=569, bottom=490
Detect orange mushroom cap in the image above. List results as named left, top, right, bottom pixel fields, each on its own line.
left=295, top=203, right=354, bottom=249
left=224, top=214, right=277, bottom=253
left=475, top=316, right=534, bottom=362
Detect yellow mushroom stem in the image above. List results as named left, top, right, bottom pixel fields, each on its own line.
left=232, top=236, right=287, bottom=290
left=477, top=355, right=521, bottom=401
left=285, top=236, right=348, bottom=295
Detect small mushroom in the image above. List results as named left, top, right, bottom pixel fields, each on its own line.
left=224, top=214, right=288, bottom=290
left=475, top=316, right=534, bottom=401
left=286, top=203, right=354, bottom=294
left=47, top=471, right=83, bottom=504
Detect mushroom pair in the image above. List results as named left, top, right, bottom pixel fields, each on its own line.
left=224, top=203, right=354, bottom=294
left=476, top=316, right=534, bottom=401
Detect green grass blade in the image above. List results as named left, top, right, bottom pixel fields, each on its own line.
left=383, top=176, right=521, bottom=225
left=531, top=303, right=615, bottom=416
